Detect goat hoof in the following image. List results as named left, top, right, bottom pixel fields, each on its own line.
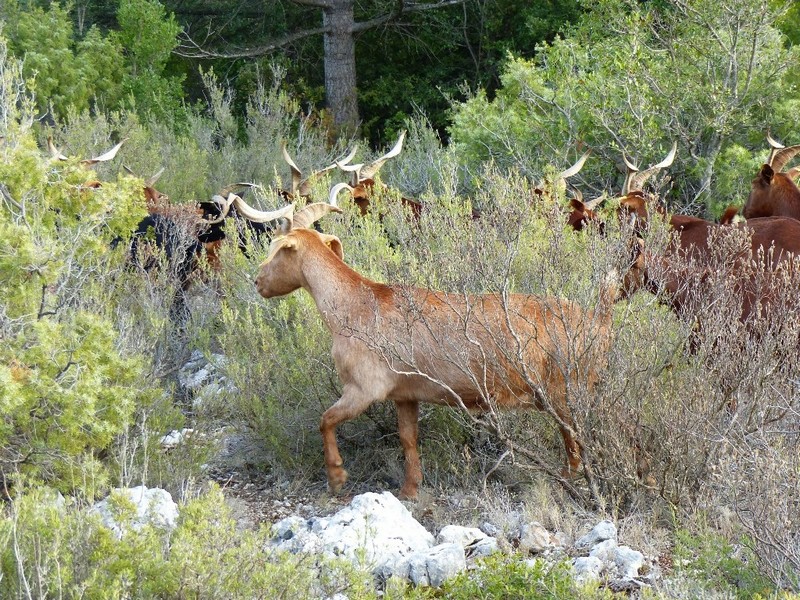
left=327, top=468, right=348, bottom=495
left=398, top=485, right=419, bottom=501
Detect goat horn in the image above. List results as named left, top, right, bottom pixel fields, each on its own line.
left=219, top=182, right=261, bottom=197
left=146, top=168, right=165, bottom=187
left=297, top=147, right=362, bottom=197
left=337, top=161, right=363, bottom=187
left=584, top=193, right=607, bottom=211
left=629, top=141, right=677, bottom=193
left=766, top=132, right=785, bottom=167
left=770, top=144, right=800, bottom=173
left=231, top=194, right=295, bottom=223
left=328, top=182, right=354, bottom=207
left=81, top=138, right=127, bottom=166
left=203, top=194, right=236, bottom=225
left=620, top=153, right=639, bottom=196
left=47, top=136, right=69, bottom=161
left=567, top=184, right=583, bottom=203
left=558, top=150, right=591, bottom=180
left=357, top=130, right=406, bottom=181
left=293, top=202, right=343, bottom=230
left=282, top=141, right=303, bottom=195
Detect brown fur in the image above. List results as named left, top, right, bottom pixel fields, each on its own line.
left=255, top=228, right=617, bottom=499
left=744, top=164, right=800, bottom=220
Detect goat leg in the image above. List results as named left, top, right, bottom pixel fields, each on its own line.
left=396, top=400, right=422, bottom=500
left=320, top=385, right=376, bottom=495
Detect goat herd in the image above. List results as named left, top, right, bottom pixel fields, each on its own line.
left=50, top=132, right=800, bottom=499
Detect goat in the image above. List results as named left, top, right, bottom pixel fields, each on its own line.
left=279, top=143, right=358, bottom=202
left=332, top=131, right=428, bottom=218
left=123, top=189, right=294, bottom=322
left=254, top=212, right=620, bottom=499
left=743, top=133, right=800, bottom=220
left=568, top=143, right=677, bottom=233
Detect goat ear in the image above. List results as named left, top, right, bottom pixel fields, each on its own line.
left=759, top=164, right=775, bottom=184
left=569, top=198, right=586, bottom=211
left=787, top=166, right=800, bottom=181
left=319, top=233, right=343, bottom=260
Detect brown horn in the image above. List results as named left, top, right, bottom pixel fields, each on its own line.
left=770, top=144, right=800, bottom=173
left=47, top=136, right=69, bottom=161
left=145, top=167, right=165, bottom=187
left=281, top=141, right=303, bottom=196
left=293, top=202, right=343, bottom=230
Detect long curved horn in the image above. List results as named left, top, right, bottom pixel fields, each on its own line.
left=48, top=136, right=69, bottom=161
left=629, top=141, right=677, bottom=193
left=293, top=202, right=343, bottom=230
left=337, top=161, right=363, bottom=187
left=281, top=141, right=303, bottom=195
left=621, top=153, right=639, bottom=196
left=770, top=144, right=800, bottom=173
left=203, top=194, right=236, bottom=225
left=81, top=139, right=126, bottom=166
left=584, top=192, right=608, bottom=211
left=328, top=182, right=354, bottom=207
left=558, top=150, right=591, bottom=180
left=49, top=136, right=126, bottom=165
left=299, top=145, right=362, bottom=195
left=766, top=132, right=785, bottom=167
left=145, top=168, right=165, bottom=187
left=358, top=130, right=406, bottom=181
left=231, top=194, right=295, bottom=223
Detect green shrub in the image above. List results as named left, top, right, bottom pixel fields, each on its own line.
left=0, top=484, right=377, bottom=599
left=673, top=526, right=774, bottom=599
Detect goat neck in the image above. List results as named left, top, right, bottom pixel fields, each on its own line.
left=256, top=228, right=387, bottom=333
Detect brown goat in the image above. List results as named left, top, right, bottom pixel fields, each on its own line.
left=255, top=220, right=619, bottom=499
left=333, top=131, right=427, bottom=218
left=743, top=133, right=800, bottom=220
left=623, top=214, right=800, bottom=328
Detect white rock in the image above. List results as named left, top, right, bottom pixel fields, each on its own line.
left=613, top=545, right=645, bottom=579
left=575, top=519, right=617, bottom=552
left=436, top=525, right=488, bottom=547
left=91, top=486, right=178, bottom=539
left=393, top=543, right=467, bottom=587
left=589, top=538, right=618, bottom=562
left=465, top=536, right=499, bottom=558
left=518, top=521, right=552, bottom=554
left=272, top=492, right=434, bottom=573
left=573, top=556, right=605, bottom=582
left=159, top=428, right=194, bottom=450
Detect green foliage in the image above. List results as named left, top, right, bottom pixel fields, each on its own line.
left=0, top=484, right=377, bottom=599
left=391, top=554, right=608, bottom=599
left=113, top=0, right=185, bottom=124
left=673, top=525, right=774, bottom=599
left=4, top=1, right=125, bottom=116
left=448, top=0, right=799, bottom=211
left=0, top=40, right=161, bottom=495
left=3, top=0, right=184, bottom=124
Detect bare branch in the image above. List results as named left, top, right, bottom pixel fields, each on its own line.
left=176, top=25, right=331, bottom=59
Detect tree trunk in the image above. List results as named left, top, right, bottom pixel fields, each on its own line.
left=322, top=0, right=359, bottom=135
